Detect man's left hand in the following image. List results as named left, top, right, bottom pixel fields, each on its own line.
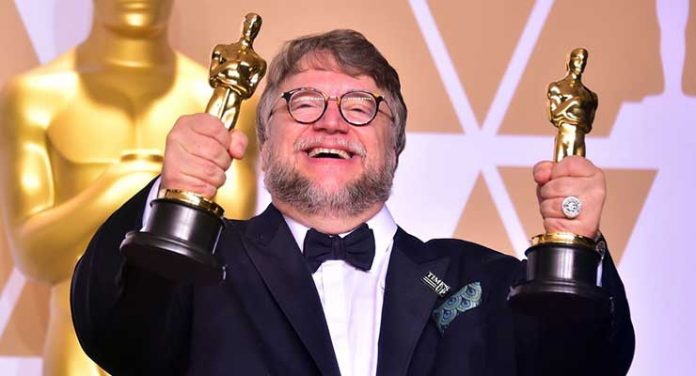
left=534, top=156, right=606, bottom=239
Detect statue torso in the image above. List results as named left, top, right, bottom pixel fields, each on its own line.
left=21, top=52, right=210, bottom=203
left=548, top=76, right=597, bottom=133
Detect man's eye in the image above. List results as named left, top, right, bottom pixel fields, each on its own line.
left=293, top=102, right=313, bottom=109
left=291, top=97, right=324, bottom=113
left=342, top=99, right=373, bottom=114
left=345, top=106, right=370, bottom=115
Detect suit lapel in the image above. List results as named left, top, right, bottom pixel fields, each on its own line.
left=239, top=205, right=340, bottom=375
left=377, top=228, right=449, bottom=376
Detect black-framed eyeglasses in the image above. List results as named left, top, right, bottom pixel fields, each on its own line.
left=278, top=87, right=391, bottom=126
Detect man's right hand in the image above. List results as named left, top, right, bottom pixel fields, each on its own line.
left=161, top=113, right=248, bottom=199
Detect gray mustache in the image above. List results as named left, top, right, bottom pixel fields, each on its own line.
left=294, top=137, right=367, bottom=158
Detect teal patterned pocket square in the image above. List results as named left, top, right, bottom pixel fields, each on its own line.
left=432, top=282, right=483, bottom=334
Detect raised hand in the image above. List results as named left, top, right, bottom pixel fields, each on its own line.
left=161, top=113, right=248, bottom=199
left=533, top=155, right=606, bottom=239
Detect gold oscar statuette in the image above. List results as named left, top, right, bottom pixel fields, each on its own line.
left=508, top=48, right=610, bottom=318
left=120, top=13, right=267, bottom=283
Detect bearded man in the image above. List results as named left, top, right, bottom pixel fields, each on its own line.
left=71, top=30, right=634, bottom=375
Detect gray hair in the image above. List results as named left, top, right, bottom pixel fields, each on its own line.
left=256, top=29, right=407, bottom=158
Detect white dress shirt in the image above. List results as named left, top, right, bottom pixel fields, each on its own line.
left=283, top=207, right=397, bottom=376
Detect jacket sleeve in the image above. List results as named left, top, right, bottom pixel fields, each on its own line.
left=598, top=243, right=635, bottom=375
left=70, top=179, right=193, bottom=375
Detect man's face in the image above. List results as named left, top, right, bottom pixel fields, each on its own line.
left=261, top=64, right=396, bottom=218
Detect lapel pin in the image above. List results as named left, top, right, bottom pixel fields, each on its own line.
left=422, top=271, right=451, bottom=297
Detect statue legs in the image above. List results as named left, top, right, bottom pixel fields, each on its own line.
left=206, top=86, right=243, bottom=130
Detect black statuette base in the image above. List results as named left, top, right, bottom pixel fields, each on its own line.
left=508, top=242, right=610, bottom=319
left=120, top=198, right=225, bottom=284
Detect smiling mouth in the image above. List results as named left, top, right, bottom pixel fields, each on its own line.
left=307, top=148, right=352, bottom=160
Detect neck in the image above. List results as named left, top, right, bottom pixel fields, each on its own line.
left=274, top=200, right=384, bottom=235
left=78, top=20, right=175, bottom=71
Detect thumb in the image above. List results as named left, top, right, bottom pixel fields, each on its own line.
left=228, top=129, right=249, bottom=160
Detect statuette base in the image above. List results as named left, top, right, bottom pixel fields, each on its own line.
left=508, top=241, right=610, bottom=318
left=121, top=198, right=225, bottom=284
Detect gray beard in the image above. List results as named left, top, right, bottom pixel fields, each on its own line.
left=263, top=153, right=395, bottom=218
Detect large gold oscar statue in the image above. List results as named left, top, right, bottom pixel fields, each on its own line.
left=0, top=1, right=257, bottom=374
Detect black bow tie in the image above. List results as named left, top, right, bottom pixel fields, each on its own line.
left=303, top=224, right=375, bottom=273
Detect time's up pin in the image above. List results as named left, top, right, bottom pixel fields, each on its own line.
left=422, top=271, right=451, bottom=297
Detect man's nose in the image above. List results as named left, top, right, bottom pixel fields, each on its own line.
left=312, top=102, right=350, bottom=134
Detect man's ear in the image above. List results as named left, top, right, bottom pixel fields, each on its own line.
left=260, top=143, right=268, bottom=172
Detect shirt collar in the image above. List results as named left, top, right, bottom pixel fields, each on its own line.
left=283, top=206, right=398, bottom=271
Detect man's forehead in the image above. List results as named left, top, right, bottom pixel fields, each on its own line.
left=282, top=53, right=374, bottom=86
left=281, top=73, right=378, bottom=96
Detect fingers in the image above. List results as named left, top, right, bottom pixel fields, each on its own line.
left=539, top=196, right=593, bottom=222
left=176, top=154, right=227, bottom=187
left=161, top=114, right=245, bottom=198
left=179, top=132, right=232, bottom=171
left=537, top=175, right=603, bottom=201
left=533, top=160, right=554, bottom=186
left=541, top=217, right=600, bottom=239
left=535, top=156, right=606, bottom=239
left=160, top=168, right=220, bottom=199
left=550, top=155, right=597, bottom=179
left=228, top=129, right=248, bottom=160
left=533, top=161, right=554, bottom=203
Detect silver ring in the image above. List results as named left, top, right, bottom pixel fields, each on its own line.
left=561, top=196, right=583, bottom=219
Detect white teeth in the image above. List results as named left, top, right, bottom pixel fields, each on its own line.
left=308, top=148, right=351, bottom=160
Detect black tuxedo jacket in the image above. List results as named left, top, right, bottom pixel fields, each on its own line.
left=71, top=184, right=634, bottom=375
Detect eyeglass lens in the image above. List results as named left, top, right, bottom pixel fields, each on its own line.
left=288, top=89, right=378, bottom=125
